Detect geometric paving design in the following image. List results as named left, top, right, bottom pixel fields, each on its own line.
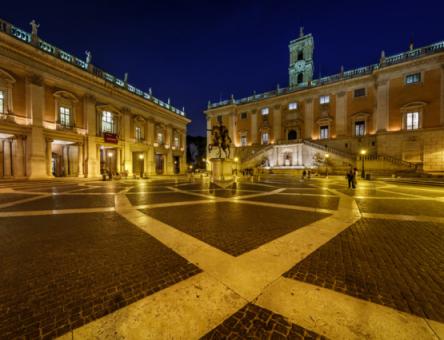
left=284, top=218, right=444, bottom=323
left=202, top=303, right=326, bottom=339
left=141, top=201, right=330, bottom=256
left=0, top=212, right=200, bottom=339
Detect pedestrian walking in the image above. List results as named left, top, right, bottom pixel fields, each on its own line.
left=346, top=169, right=354, bottom=189
left=302, top=169, right=307, bottom=180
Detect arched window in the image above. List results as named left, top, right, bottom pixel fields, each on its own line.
left=297, top=73, right=304, bottom=84
left=0, top=69, right=16, bottom=115
left=288, top=130, right=297, bottom=140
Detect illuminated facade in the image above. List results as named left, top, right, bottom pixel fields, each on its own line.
left=206, top=29, right=444, bottom=173
left=0, top=18, right=190, bottom=179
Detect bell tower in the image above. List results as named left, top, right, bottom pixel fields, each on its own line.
left=289, top=27, right=314, bottom=87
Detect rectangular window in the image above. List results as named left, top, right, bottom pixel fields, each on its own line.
left=354, top=88, right=366, bottom=98
left=261, top=132, right=269, bottom=145
left=405, top=73, right=421, bottom=84
left=135, top=126, right=142, bottom=141
left=355, top=121, right=365, bottom=136
left=240, top=135, right=247, bottom=146
left=217, top=115, right=222, bottom=124
left=320, top=95, right=330, bottom=104
left=261, top=107, right=269, bottom=115
left=288, top=102, right=298, bottom=110
left=59, top=107, right=71, bottom=127
left=406, top=112, right=419, bottom=130
left=320, top=126, right=329, bottom=139
left=102, top=111, right=114, bottom=133
left=0, top=90, right=4, bottom=113
left=174, top=136, right=180, bottom=148
left=157, top=132, right=164, bottom=144
left=240, top=112, right=247, bottom=120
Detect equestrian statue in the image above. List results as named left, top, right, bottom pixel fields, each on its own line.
left=208, top=121, right=232, bottom=159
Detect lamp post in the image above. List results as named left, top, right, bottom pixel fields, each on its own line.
left=360, top=149, right=367, bottom=179
left=325, top=153, right=329, bottom=178
left=234, top=157, right=239, bottom=176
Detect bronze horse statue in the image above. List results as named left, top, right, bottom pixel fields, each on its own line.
left=208, top=123, right=232, bottom=159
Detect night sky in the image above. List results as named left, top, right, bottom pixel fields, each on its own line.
left=3, top=0, right=444, bottom=136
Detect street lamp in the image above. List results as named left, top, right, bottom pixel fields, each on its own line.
left=360, top=149, right=367, bottom=179
left=325, top=153, right=330, bottom=178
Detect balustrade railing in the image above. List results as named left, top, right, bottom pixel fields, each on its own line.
left=0, top=17, right=186, bottom=118
left=209, top=40, right=444, bottom=109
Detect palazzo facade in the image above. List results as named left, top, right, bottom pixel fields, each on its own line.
left=205, top=29, right=444, bottom=173
left=0, top=18, right=189, bottom=179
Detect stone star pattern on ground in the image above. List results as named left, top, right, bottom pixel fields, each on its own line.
left=0, top=176, right=443, bottom=339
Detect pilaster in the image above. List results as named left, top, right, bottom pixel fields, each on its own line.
left=3, top=139, right=12, bottom=177
left=335, top=91, right=347, bottom=136
left=251, top=110, right=258, bottom=144
left=304, top=98, right=314, bottom=139
left=375, top=79, right=390, bottom=132
left=440, top=64, right=444, bottom=125
left=13, top=135, right=26, bottom=177
left=273, top=104, right=282, bottom=142
left=78, top=142, right=84, bottom=177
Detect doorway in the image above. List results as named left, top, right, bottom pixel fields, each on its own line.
left=288, top=129, right=297, bottom=140
left=173, top=156, right=180, bottom=174
left=132, top=152, right=144, bottom=177
left=155, top=154, right=164, bottom=174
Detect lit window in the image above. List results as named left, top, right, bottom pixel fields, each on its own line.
left=320, top=95, right=330, bottom=104
left=320, top=126, right=329, bottom=139
left=174, top=136, right=180, bottom=148
left=261, top=132, right=269, bottom=145
left=102, top=111, right=114, bottom=133
left=355, top=121, right=365, bottom=136
left=0, top=90, right=4, bottom=113
left=240, top=112, right=247, bottom=120
left=288, top=102, right=298, bottom=110
left=405, top=73, right=421, bottom=84
left=59, top=107, right=71, bottom=127
left=135, top=126, right=142, bottom=141
left=354, top=88, right=366, bottom=98
left=240, top=135, right=247, bottom=146
left=261, top=107, right=269, bottom=115
left=157, top=132, right=164, bottom=144
left=406, top=112, right=419, bottom=130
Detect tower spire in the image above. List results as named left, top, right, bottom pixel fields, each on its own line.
left=299, top=26, right=304, bottom=38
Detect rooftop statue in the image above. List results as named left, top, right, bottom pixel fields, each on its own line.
left=85, top=50, right=92, bottom=64
left=208, top=121, right=232, bottom=159
left=30, top=20, right=39, bottom=36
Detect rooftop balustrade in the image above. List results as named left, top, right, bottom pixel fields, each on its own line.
left=208, top=40, right=444, bottom=109
left=0, top=18, right=186, bottom=118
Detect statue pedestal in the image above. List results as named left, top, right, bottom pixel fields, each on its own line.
left=210, top=158, right=235, bottom=186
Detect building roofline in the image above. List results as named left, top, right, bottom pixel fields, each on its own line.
left=208, top=39, right=444, bottom=110
left=0, top=17, right=187, bottom=119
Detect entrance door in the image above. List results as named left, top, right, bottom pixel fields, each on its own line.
left=132, top=152, right=144, bottom=177
left=288, top=130, right=297, bottom=140
left=173, top=156, right=180, bottom=174
left=155, top=154, right=164, bottom=174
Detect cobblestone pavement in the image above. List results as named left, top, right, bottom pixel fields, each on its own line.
left=0, top=176, right=443, bottom=339
left=284, top=218, right=444, bottom=322
left=141, top=202, right=330, bottom=256
left=202, top=304, right=326, bottom=339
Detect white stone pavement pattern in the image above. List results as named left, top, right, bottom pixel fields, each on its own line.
left=1, top=178, right=443, bottom=339
left=33, top=178, right=440, bottom=339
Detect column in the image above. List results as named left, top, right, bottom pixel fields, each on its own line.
left=63, top=146, right=69, bottom=176
left=375, top=79, right=390, bottom=132
left=117, top=147, right=122, bottom=173
left=45, top=138, right=53, bottom=177
left=335, top=91, right=347, bottom=137
left=304, top=98, right=314, bottom=139
left=181, top=132, right=186, bottom=174
left=440, top=65, right=444, bottom=125
left=229, top=112, right=237, bottom=145
left=298, top=144, right=303, bottom=165
left=166, top=125, right=173, bottom=175
left=13, top=135, right=26, bottom=177
left=86, top=138, right=99, bottom=178
left=147, top=146, right=155, bottom=175
left=28, top=77, right=48, bottom=178
left=251, top=110, right=257, bottom=144
left=206, top=117, right=212, bottom=165
left=78, top=142, right=84, bottom=177
left=273, top=105, right=282, bottom=142
left=3, top=139, right=12, bottom=177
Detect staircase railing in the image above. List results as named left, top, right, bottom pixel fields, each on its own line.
left=303, top=140, right=355, bottom=159
left=358, top=154, right=417, bottom=169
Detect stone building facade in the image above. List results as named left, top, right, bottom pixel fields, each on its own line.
left=205, top=29, right=444, bottom=173
left=0, top=19, right=190, bottom=179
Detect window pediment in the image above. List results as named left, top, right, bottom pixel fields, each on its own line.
left=401, top=101, right=427, bottom=112
left=53, top=90, right=78, bottom=103
left=0, top=69, right=16, bottom=84
left=96, top=104, right=121, bottom=116
left=351, top=111, right=370, bottom=119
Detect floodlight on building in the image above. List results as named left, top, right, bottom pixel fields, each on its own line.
left=139, top=154, right=144, bottom=159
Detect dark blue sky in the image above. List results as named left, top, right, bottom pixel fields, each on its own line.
left=3, top=0, right=444, bottom=135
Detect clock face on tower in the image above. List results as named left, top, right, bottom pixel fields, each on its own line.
left=295, top=60, right=306, bottom=71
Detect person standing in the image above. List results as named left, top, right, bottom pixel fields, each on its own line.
left=347, top=169, right=354, bottom=189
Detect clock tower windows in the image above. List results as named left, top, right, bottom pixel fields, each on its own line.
left=289, top=27, right=314, bottom=88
